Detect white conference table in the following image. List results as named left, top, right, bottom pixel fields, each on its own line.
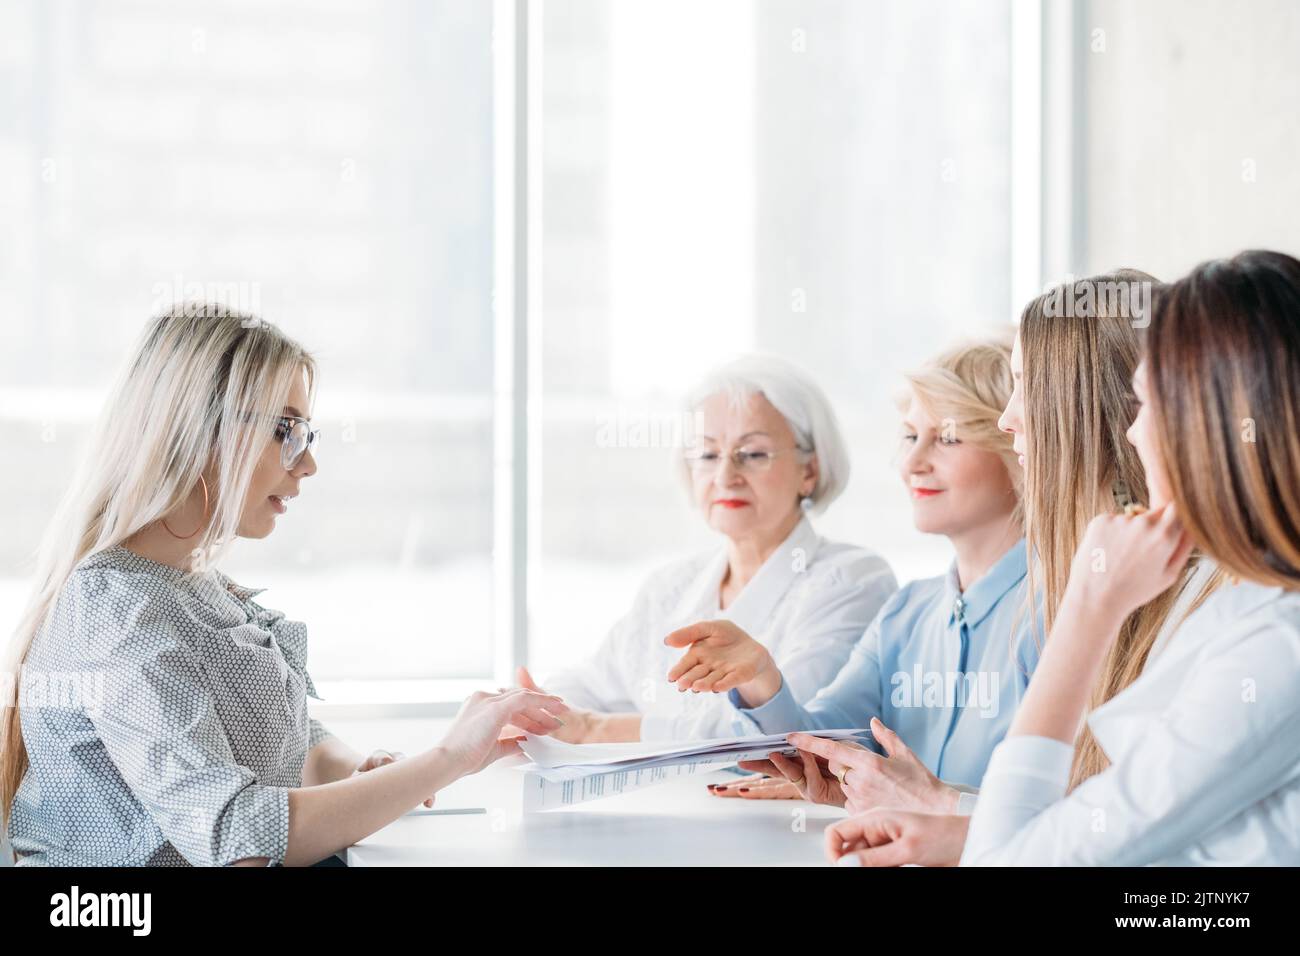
left=345, top=755, right=848, bottom=866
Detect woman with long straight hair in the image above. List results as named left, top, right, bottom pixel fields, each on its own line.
left=829, top=251, right=1300, bottom=866
left=820, top=269, right=1218, bottom=865
left=2, top=304, right=566, bottom=866
left=1013, top=270, right=1222, bottom=791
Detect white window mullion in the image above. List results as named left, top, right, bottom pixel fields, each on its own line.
left=1010, top=0, right=1044, bottom=313
left=492, top=0, right=531, bottom=688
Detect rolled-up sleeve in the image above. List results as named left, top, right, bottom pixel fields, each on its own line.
left=81, top=580, right=292, bottom=867
left=960, top=736, right=1072, bottom=862
left=727, top=679, right=806, bottom=734
left=954, top=789, right=980, bottom=815
left=308, top=718, right=335, bottom=749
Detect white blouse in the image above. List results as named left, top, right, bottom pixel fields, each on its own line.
left=542, top=515, right=898, bottom=741
left=962, top=560, right=1300, bottom=865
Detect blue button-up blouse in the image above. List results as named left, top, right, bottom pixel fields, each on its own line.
left=730, top=539, right=1041, bottom=789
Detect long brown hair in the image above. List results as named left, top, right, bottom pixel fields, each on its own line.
left=1148, top=250, right=1300, bottom=588
left=1019, top=269, right=1216, bottom=789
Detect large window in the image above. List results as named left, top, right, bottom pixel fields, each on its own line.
left=532, top=0, right=1014, bottom=674
left=0, top=0, right=497, bottom=692
left=3, top=0, right=1020, bottom=711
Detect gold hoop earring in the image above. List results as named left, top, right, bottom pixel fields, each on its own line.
left=162, top=475, right=210, bottom=540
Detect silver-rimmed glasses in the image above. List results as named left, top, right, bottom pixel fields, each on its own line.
left=274, top=415, right=320, bottom=471
left=682, top=445, right=806, bottom=475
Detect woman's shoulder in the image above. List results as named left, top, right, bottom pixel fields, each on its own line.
left=810, top=536, right=895, bottom=575
left=1191, top=570, right=1300, bottom=641
left=639, top=546, right=720, bottom=593
left=56, top=546, right=196, bottom=658
left=1144, top=564, right=1300, bottom=685
left=69, top=546, right=183, bottom=600
left=1099, top=571, right=1300, bottom=743
left=871, top=572, right=949, bottom=624
left=802, top=535, right=898, bottom=594
left=1166, top=554, right=1285, bottom=621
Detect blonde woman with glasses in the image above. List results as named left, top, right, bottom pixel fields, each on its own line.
left=1, top=304, right=567, bottom=866
left=513, top=354, right=897, bottom=743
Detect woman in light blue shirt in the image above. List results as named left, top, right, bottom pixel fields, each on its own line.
left=723, top=535, right=1034, bottom=806
left=828, top=251, right=1300, bottom=867
left=671, top=335, right=1040, bottom=813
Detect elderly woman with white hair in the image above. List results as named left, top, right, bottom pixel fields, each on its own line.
left=512, top=354, right=898, bottom=743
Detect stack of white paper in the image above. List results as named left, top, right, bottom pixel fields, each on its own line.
left=515, top=728, right=872, bottom=811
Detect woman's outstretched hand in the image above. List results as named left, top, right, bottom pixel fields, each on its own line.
left=498, top=667, right=594, bottom=743
left=440, top=687, right=569, bottom=777
left=662, top=619, right=781, bottom=706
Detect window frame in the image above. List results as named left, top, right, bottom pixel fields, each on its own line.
left=322, top=0, right=1068, bottom=719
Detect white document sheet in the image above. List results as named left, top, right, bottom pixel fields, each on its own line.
left=516, top=728, right=872, bottom=811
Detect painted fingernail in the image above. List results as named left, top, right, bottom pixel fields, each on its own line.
left=737, top=788, right=749, bottom=793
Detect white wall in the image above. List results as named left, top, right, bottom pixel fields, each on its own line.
left=1082, top=0, right=1300, bottom=280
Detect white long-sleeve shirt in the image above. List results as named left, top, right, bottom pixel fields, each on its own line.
left=542, top=515, right=897, bottom=741
left=961, top=561, right=1300, bottom=866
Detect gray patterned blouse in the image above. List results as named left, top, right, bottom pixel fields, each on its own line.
left=8, top=544, right=332, bottom=866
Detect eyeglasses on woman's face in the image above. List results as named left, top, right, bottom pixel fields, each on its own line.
left=273, top=415, right=320, bottom=471
left=683, top=444, right=804, bottom=475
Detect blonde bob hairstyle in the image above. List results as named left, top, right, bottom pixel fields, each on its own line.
left=895, top=332, right=1022, bottom=514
